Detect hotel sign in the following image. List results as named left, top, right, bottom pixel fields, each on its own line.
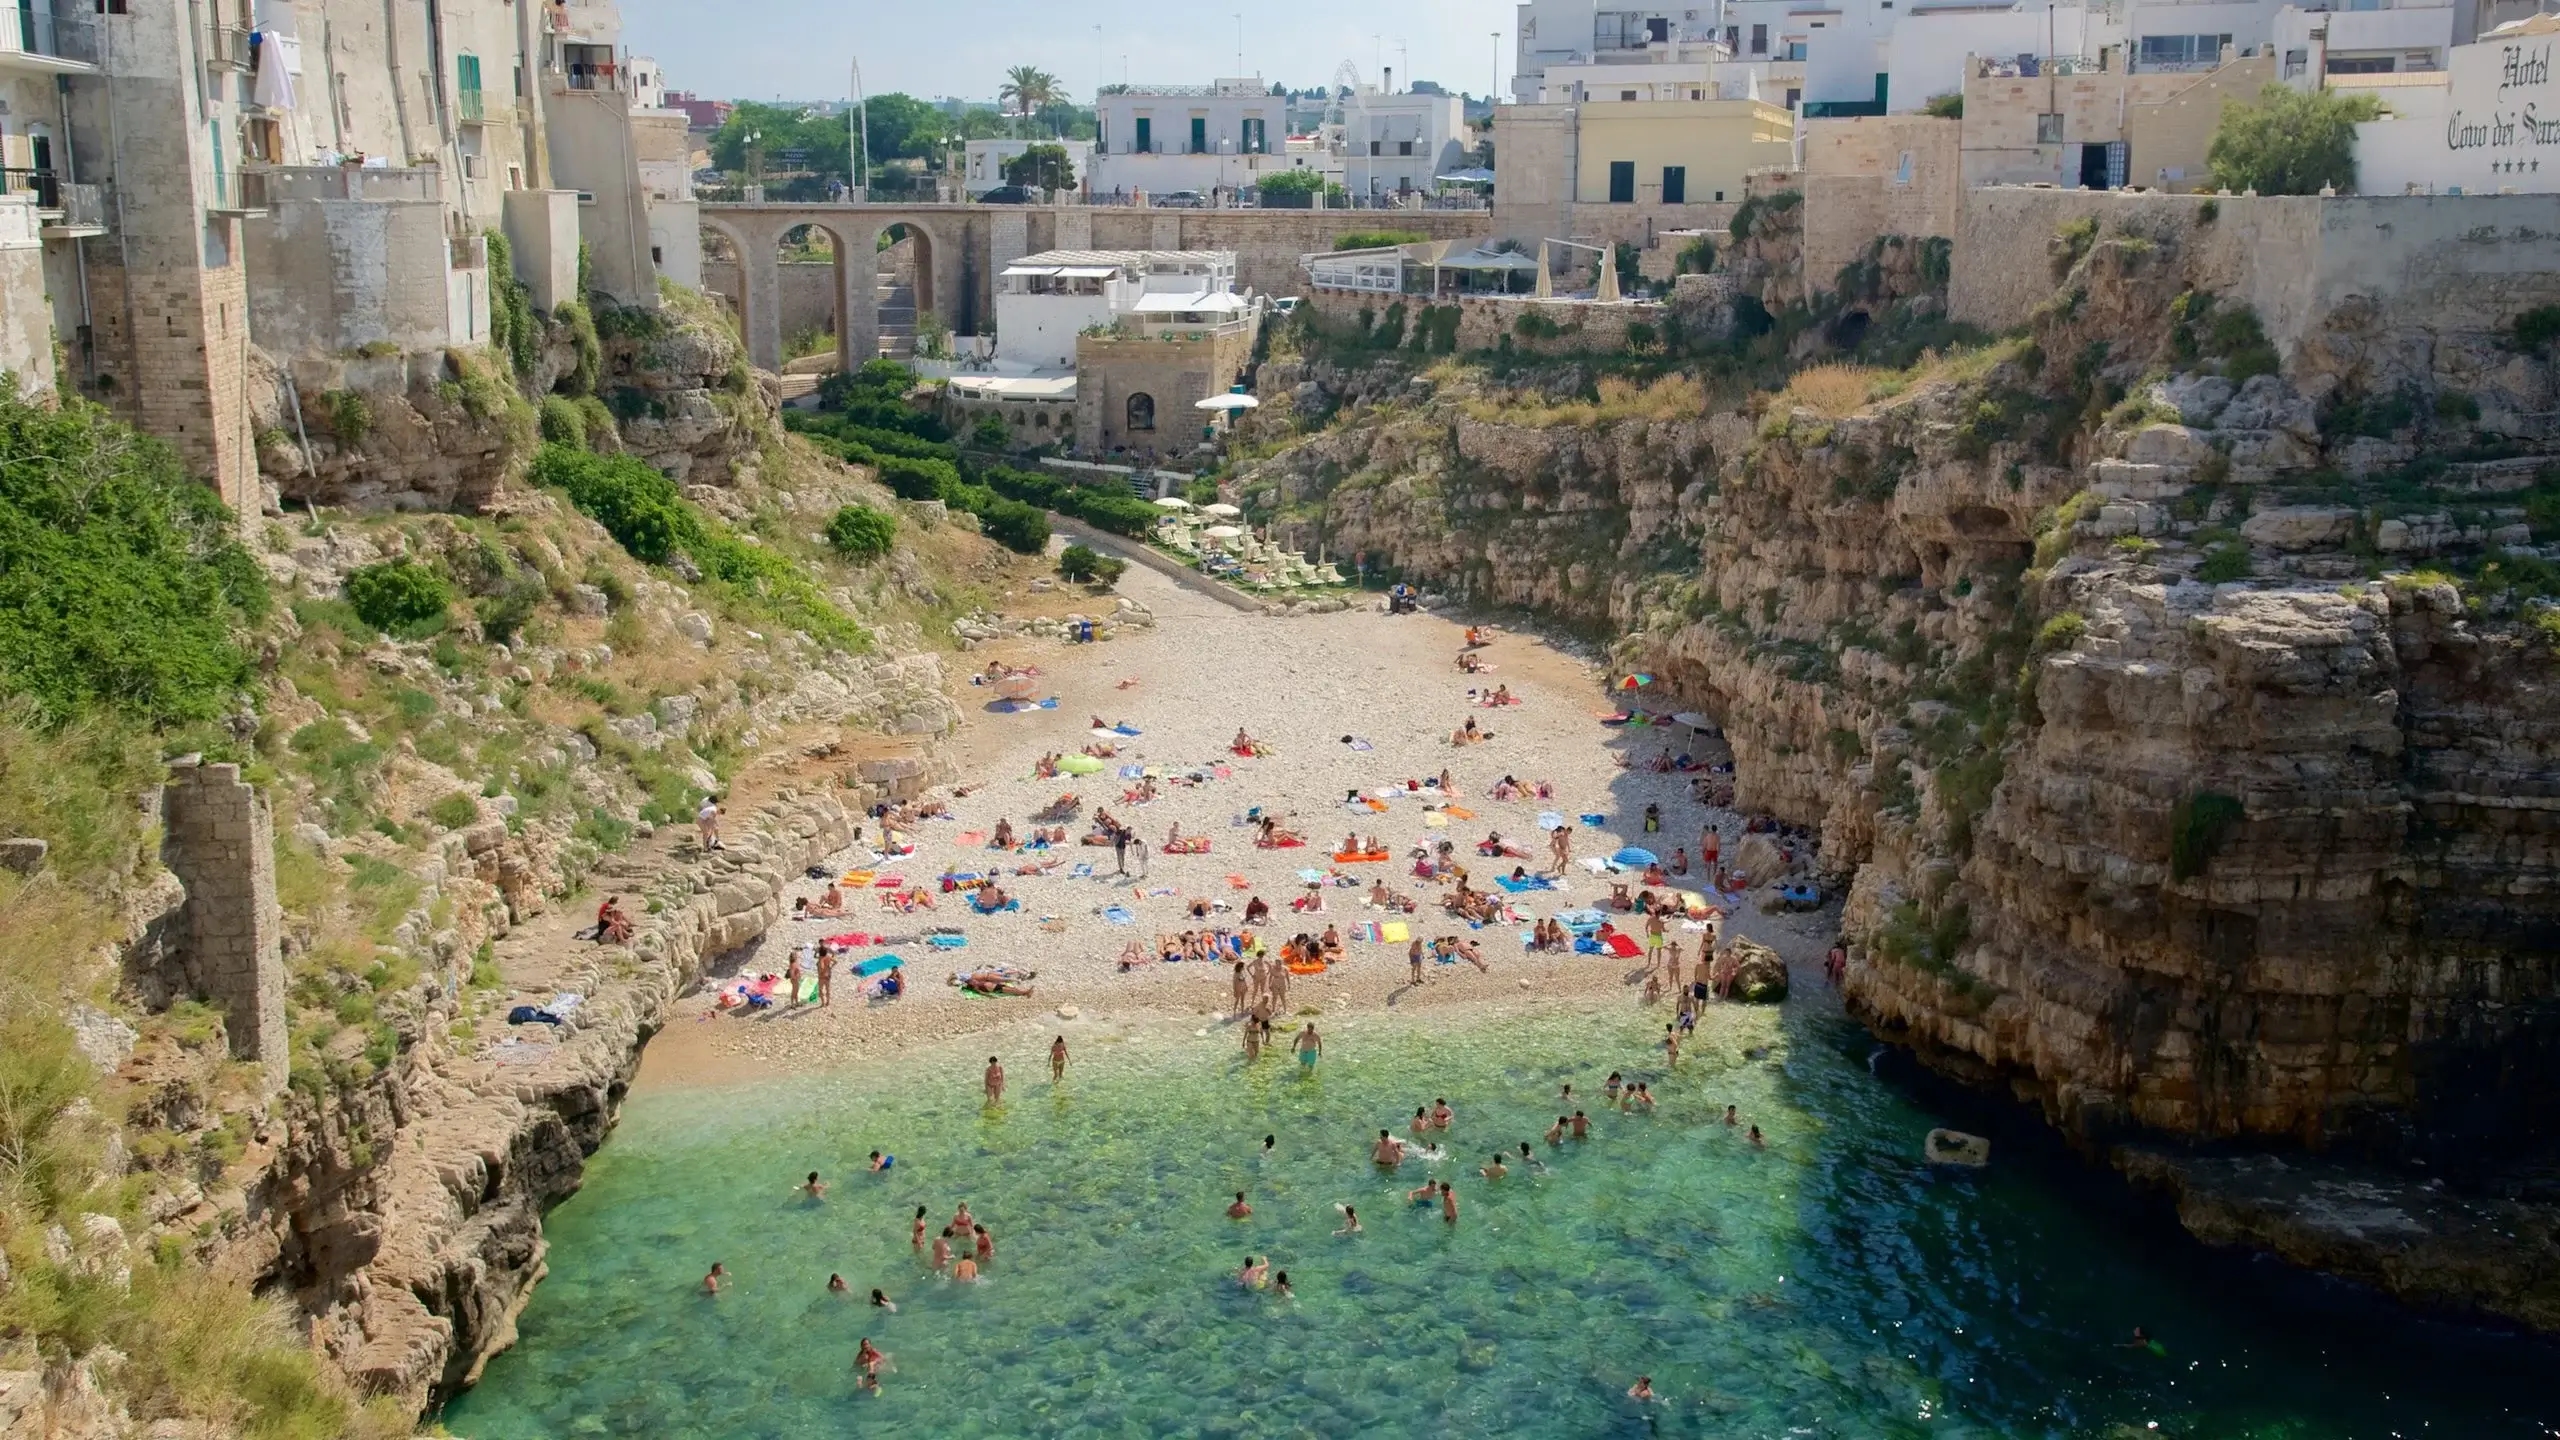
left=2445, top=41, right=2560, bottom=181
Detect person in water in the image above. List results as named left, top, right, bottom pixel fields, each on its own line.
left=930, top=1229, right=952, bottom=1272
left=1374, top=1129, right=1406, bottom=1166
left=1274, top=1271, right=1294, bottom=1299
left=1408, top=1179, right=1440, bottom=1205
left=1628, top=1377, right=1656, bottom=1402
left=1749, top=1125, right=1766, bottom=1147
left=1238, top=1255, right=1269, bottom=1289
left=984, top=1055, right=1006, bottom=1106
left=1295, top=1022, right=1323, bottom=1070
left=1228, top=1190, right=1254, bottom=1219
left=870, top=1288, right=896, bottom=1311
left=1482, top=1153, right=1508, bottom=1179
left=800, top=1171, right=827, bottom=1199
left=952, top=1254, right=980, bottom=1282
left=1723, top=1105, right=1739, bottom=1127
left=1051, top=1035, right=1069, bottom=1082
left=1431, top=1098, right=1454, bottom=1130
left=827, top=1273, right=849, bottom=1293
left=1571, top=1110, right=1591, bottom=1139
left=910, top=1206, right=928, bottom=1249
left=870, top=1150, right=894, bottom=1172
left=702, top=1262, right=727, bottom=1295
left=1262, top=1133, right=1277, bottom=1156
left=1441, top=1183, right=1460, bottom=1225
left=1334, top=1203, right=1362, bottom=1236
left=1546, top=1116, right=1567, bottom=1145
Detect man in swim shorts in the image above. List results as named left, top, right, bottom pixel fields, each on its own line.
left=1295, top=1023, right=1322, bottom=1070
left=1373, top=1130, right=1405, bottom=1167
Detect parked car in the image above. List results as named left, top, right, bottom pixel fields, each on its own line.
left=1271, top=296, right=1301, bottom=315
left=978, top=185, right=1039, bottom=204
left=1154, top=190, right=1205, bottom=209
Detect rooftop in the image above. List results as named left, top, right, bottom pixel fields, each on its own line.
left=1009, top=248, right=1237, bottom=270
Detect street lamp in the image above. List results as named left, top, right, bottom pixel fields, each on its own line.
left=849, top=57, right=871, bottom=201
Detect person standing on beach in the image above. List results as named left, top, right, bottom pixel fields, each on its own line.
left=1051, top=1035, right=1069, bottom=1082
left=1232, top=960, right=1250, bottom=1015
left=697, top=796, right=723, bottom=852
left=815, top=945, right=833, bottom=1007
left=984, top=1055, right=1006, bottom=1106
left=1549, top=824, right=1572, bottom=873
left=1112, top=824, right=1131, bottom=875
left=1295, top=1022, right=1322, bottom=1072
left=1130, top=834, right=1150, bottom=879
left=1409, top=938, right=1425, bottom=986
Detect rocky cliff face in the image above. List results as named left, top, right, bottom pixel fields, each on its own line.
left=1239, top=221, right=2560, bottom=1324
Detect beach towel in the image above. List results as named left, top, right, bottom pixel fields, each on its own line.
left=956, top=831, right=988, bottom=847
left=1444, top=806, right=1476, bottom=820
left=1214, top=765, right=1234, bottom=779
left=1380, top=921, right=1411, bottom=943
left=1120, top=765, right=1145, bottom=779
left=1331, top=850, right=1391, bottom=864
left=1573, top=936, right=1604, bottom=954
left=1350, top=921, right=1383, bottom=942
left=927, top=934, right=970, bottom=948
left=797, top=977, right=821, bottom=1003
left=1494, top=875, right=1557, bottom=893
left=1580, top=814, right=1607, bottom=827
left=1603, top=932, right=1643, bottom=958
left=842, top=870, right=877, bottom=887
left=851, top=954, right=904, bottom=977
left=1557, top=909, right=1606, bottom=932
left=823, top=932, right=894, bottom=949
left=1537, top=812, right=1565, bottom=831
left=1100, top=905, right=1136, bottom=925
left=872, top=875, right=908, bottom=889
left=1285, top=959, right=1328, bottom=975
left=1423, top=813, right=1450, bottom=829
left=1224, top=873, right=1251, bottom=889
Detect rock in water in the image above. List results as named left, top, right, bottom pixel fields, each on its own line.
left=1721, top=938, right=1789, bottom=1003
left=1925, top=1128, right=1991, bottom=1167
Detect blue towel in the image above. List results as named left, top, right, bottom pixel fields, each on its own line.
left=1037, top=698, right=1059, bottom=709
left=1579, top=813, right=1607, bottom=827
left=1494, top=875, right=1556, bottom=894
left=1100, top=905, right=1135, bottom=925
left=927, top=934, right=969, bottom=948
left=1573, top=937, right=1603, bottom=954
left=1113, top=723, right=1143, bottom=736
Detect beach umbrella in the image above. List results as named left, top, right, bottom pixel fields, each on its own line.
left=1613, top=847, right=1659, bottom=867
left=1153, top=496, right=1194, bottom=510
left=1618, top=674, right=1654, bottom=690
left=1201, top=503, right=1243, bottom=517
left=1672, top=711, right=1710, bottom=730
left=1195, top=393, right=1260, bottom=412
left=1203, top=525, right=1244, bottom=539
left=995, top=673, right=1041, bottom=701
left=1058, top=754, right=1104, bottom=775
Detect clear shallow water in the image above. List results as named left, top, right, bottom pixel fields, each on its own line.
left=445, top=1001, right=2553, bottom=1439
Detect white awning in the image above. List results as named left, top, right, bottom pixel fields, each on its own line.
left=1129, top=292, right=1248, bottom=314
left=1001, top=265, right=1064, bottom=277
left=1053, top=265, right=1122, bottom=278
left=948, top=375, right=1079, bottom=399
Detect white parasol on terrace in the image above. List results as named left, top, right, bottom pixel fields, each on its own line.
left=1203, top=525, right=1245, bottom=539
left=1153, top=496, right=1194, bottom=510
left=1194, top=393, right=1261, bottom=412
left=1201, top=503, right=1243, bottom=517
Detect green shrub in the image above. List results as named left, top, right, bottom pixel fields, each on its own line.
left=574, top=395, right=618, bottom=449
left=1332, top=229, right=1426, bottom=251
left=975, top=496, right=1051, bottom=554
left=2169, top=791, right=2246, bottom=880
left=1676, top=236, right=1716, bottom=274
left=1515, top=311, right=1562, bottom=341
left=485, top=228, right=540, bottom=378
left=538, top=395, right=588, bottom=449
left=344, top=560, right=451, bottom=637
left=971, top=414, right=1011, bottom=450
left=2512, top=305, right=2560, bottom=354
left=878, top=454, right=960, bottom=502
left=2197, top=543, right=2251, bottom=583
left=427, top=792, right=479, bottom=829
left=1058, top=543, right=1128, bottom=585
left=556, top=299, right=603, bottom=397
left=2206, top=84, right=2380, bottom=195
left=825, top=503, right=897, bottom=561
left=2051, top=216, right=2098, bottom=279
left=318, top=389, right=372, bottom=445
left=1922, top=91, right=1963, bottom=119
left=2033, top=611, right=2087, bottom=653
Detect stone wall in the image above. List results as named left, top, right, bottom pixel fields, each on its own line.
left=243, top=193, right=463, bottom=361
left=702, top=258, right=841, bottom=347
left=1075, top=321, right=1260, bottom=455
left=1300, top=283, right=1664, bottom=354
left=160, top=761, right=287, bottom=1090
left=1799, top=115, right=1961, bottom=296
left=1949, top=189, right=2560, bottom=380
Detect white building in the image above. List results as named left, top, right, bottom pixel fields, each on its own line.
left=1340, top=86, right=1470, bottom=197
left=1089, top=78, right=1298, bottom=197
left=988, top=249, right=1241, bottom=371
left=962, top=137, right=1096, bottom=196
left=2353, top=15, right=2558, bottom=193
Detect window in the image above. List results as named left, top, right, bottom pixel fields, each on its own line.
left=1785, top=40, right=1807, bottom=60
left=1662, top=165, right=1686, bottom=203
left=1725, top=25, right=1739, bottom=49
left=2327, top=55, right=2396, bottom=73
left=1242, top=117, right=1267, bottom=153
left=651, top=246, right=663, bottom=264
left=1608, top=160, right=1635, bottom=202
left=1398, top=139, right=1414, bottom=155
left=1621, top=89, right=1639, bottom=100
left=1134, top=117, right=1151, bottom=153
left=2035, top=112, right=2063, bottom=143
left=1713, top=189, right=1724, bottom=201
left=1784, top=87, right=1801, bottom=110
left=1370, top=140, right=1381, bottom=155
left=94, top=0, right=128, bottom=12
left=1126, top=394, right=1156, bottom=432
left=2136, top=33, right=2231, bottom=68
left=1750, top=23, right=1767, bottom=54
left=1188, top=116, right=1207, bottom=154
left=456, top=53, right=483, bottom=122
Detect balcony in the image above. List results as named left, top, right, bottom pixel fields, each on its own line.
left=0, top=6, right=98, bottom=72
left=241, top=163, right=445, bottom=204
left=458, top=85, right=486, bottom=123
left=207, top=169, right=270, bottom=217
left=0, top=169, right=105, bottom=235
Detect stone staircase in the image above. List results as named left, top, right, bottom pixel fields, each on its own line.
left=875, top=241, right=917, bottom=359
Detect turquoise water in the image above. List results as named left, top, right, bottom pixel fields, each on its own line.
left=444, top=1000, right=2551, bottom=1439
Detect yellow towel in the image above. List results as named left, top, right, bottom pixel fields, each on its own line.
left=842, top=870, right=876, bottom=887
left=1423, top=812, right=1450, bottom=829
left=1381, top=921, right=1411, bottom=943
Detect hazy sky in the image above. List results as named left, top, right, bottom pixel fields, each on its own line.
left=619, top=0, right=1515, bottom=104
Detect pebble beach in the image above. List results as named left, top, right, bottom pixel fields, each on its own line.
left=636, top=556, right=1840, bottom=1088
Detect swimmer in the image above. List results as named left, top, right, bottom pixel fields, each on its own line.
left=1604, top=1071, right=1624, bottom=1102
left=930, top=1229, right=953, bottom=1272
left=951, top=1202, right=976, bottom=1236
left=1442, top=1183, right=1460, bottom=1225
left=1517, top=1140, right=1549, bottom=1171
left=1749, top=1124, right=1766, bottom=1147
left=1228, top=1191, right=1254, bottom=1220
left=1545, top=1115, right=1566, bottom=1145
left=1239, top=1255, right=1269, bottom=1289
left=1408, top=1179, right=1441, bottom=1205
left=1411, top=1106, right=1432, bottom=1140
left=910, top=1205, right=927, bottom=1249
left=1431, top=1098, right=1454, bottom=1130
left=828, top=1273, right=849, bottom=1293
left=702, top=1261, right=727, bottom=1295
left=1724, top=1105, right=1739, bottom=1127
left=1628, top=1376, right=1656, bottom=1402
left=855, top=1337, right=886, bottom=1380
left=1571, top=1110, right=1591, bottom=1140
left=974, top=1224, right=994, bottom=1264
left=870, top=1288, right=897, bottom=1311
left=800, top=1171, right=827, bottom=1199
left=1334, top=1203, right=1362, bottom=1236
left=1483, top=1153, right=1508, bottom=1180
left=1374, top=1129, right=1406, bottom=1166
left=1263, top=1133, right=1277, bottom=1157
left=870, top=1150, right=895, bottom=1172
left=1559, top=1082, right=1574, bottom=1106
left=952, top=1255, right=979, bottom=1282
left=1274, top=1271, right=1294, bottom=1299
left=1632, top=1083, right=1656, bottom=1112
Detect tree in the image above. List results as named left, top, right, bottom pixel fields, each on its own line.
left=1000, top=66, right=1061, bottom=122
left=861, top=93, right=953, bottom=162
left=825, top=504, right=897, bottom=562
left=1004, top=143, right=1076, bottom=192
left=2207, top=84, right=2380, bottom=196
left=1922, top=92, right=1963, bottom=119
left=1258, top=169, right=1326, bottom=208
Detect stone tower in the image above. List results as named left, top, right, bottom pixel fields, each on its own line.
left=160, top=759, right=287, bottom=1091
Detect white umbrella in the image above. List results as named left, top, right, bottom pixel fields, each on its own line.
left=1201, top=503, right=1242, bottom=517
left=1153, top=496, right=1193, bottom=510
left=1203, top=525, right=1244, bottom=539
left=1195, top=393, right=1261, bottom=412
left=1673, top=711, right=1711, bottom=729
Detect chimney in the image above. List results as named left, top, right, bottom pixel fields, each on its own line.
left=1385, top=66, right=1394, bottom=94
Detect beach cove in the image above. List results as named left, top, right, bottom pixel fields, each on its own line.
left=446, top=561, right=2559, bottom=1437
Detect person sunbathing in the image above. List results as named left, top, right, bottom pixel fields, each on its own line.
left=1465, top=626, right=1485, bottom=647
left=805, top=884, right=847, bottom=918
left=1439, top=768, right=1460, bottom=795
left=1488, top=684, right=1515, bottom=706
left=1609, top=883, right=1633, bottom=911
left=1116, top=940, right=1149, bottom=972
left=1319, top=925, right=1344, bottom=960
left=1084, top=741, right=1120, bottom=759
left=591, top=896, right=634, bottom=945
left=992, top=820, right=1016, bottom=850
left=1290, top=888, right=1324, bottom=913
left=1458, top=650, right=1485, bottom=673
left=1365, top=834, right=1386, bottom=855
left=1489, top=777, right=1521, bottom=800
left=1342, top=831, right=1363, bottom=856
left=1243, top=896, right=1271, bottom=925
left=1167, top=821, right=1185, bottom=850
left=1643, top=862, right=1668, bottom=887
left=961, top=973, right=1034, bottom=997
left=1670, top=848, right=1690, bottom=876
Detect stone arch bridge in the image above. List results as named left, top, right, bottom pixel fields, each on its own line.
left=697, top=202, right=1488, bottom=373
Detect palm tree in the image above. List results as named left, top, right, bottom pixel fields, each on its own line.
left=1000, top=65, right=1061, bottom=124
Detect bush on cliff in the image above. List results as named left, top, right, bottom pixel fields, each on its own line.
left=343, top=560, right=453, bottom=639
left=2206, top=85, right=2379, bottom=196
left=826, top=503, right=897, bottom=562
left=0, top=391, right=264, bottom=727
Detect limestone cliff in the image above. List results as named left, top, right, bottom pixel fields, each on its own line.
left=1236, top=218, right=2560, bottom=1326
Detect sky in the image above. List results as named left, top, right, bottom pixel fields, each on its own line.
left=619, top=0, right=1516, bottom=105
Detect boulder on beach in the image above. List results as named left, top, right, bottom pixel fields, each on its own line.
left=1717, top=938, right=1788, bottom=1004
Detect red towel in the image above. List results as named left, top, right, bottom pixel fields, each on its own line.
left=1604, top=932, right=1643, bottom=958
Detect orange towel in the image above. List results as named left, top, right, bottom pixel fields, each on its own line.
left=1331, top=850, right=1392, bottom=864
